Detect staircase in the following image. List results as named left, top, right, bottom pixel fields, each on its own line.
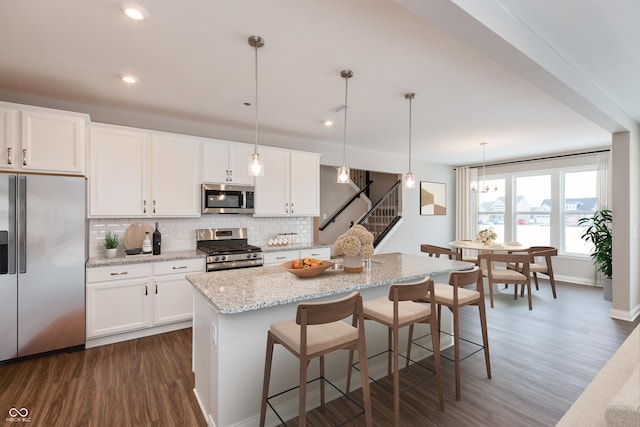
left=354, top=178, right=402, bottom=247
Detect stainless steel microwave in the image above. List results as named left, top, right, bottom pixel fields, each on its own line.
left=201, top=183, right=255, bottom=214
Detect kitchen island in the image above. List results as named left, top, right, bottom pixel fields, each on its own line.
left=187, top=252, right=472, bottom=427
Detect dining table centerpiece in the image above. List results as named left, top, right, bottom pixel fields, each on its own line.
left=476, top=227, right=498, bottom=246
left=333, top=225, right=375, bottom=273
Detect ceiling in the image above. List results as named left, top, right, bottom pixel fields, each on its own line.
left=0, top=0, right=636, bottom=166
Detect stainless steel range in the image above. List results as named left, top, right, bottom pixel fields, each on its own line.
left=196, top=228, right=263, bottom=271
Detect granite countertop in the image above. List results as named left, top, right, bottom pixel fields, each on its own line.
left=86, top=249, right=205, bottom=268
left=186, top=252, right=472, bottom=314
left=261, top=242, right=331, bottom=253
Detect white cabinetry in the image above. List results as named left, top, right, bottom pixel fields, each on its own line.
left=89, top=123, right=200, bottom=217
left=150, top=132, right=201, bottom=216
left=153, top=259, right=203, bottom=325
left=263, top=246, right=330, bottom=266
left=254, top=147, right=320, bottom=216
left=86, top=258, right=204, bottom=344
left=86, top=263, right=153, bottom=338
left=0, top=102, right=88, bottom=174
left=202, top=138, right=254, bottom=185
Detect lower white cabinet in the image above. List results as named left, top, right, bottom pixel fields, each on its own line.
left=263, top=247, right=330, bottom=266
left=86, top=258, right=204, bottom=340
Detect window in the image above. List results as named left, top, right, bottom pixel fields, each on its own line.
left=515, top=175, right=550, bottom=247
left=563, top=170, right=597, bottom=255
left=472, top=157, right=602, bottom=258
left=477, top=178, right=505, bottom=241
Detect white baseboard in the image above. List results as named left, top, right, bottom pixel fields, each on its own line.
left=610, top=303, right=640, bottom=322
left=85, top=320, right=192, bottom=348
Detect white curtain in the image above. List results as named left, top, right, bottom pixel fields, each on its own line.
left=455, top=166, right=477, bottom=240
left=596, top=151, right=610, bottom=210
left=594, top=151, right=610, bottom=286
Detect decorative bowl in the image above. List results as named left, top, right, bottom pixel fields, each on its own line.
left=281, top=260, right=334, bottom=278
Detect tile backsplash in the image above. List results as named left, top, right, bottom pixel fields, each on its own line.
left=89, top=216, right=313, bottom=257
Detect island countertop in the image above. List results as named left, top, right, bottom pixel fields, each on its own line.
left=186, top=252, right=472, bottom=314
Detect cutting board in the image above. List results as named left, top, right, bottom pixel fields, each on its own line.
left=123, top=222, right=154, bottom=249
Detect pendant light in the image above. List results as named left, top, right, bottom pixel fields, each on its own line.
left=472, top=142, right=497, bottom=193
left=248, top=35, right=264, bottom=177
left=404, top=93, right=416, bottom=189
left=337, top=70, right=353, bottom=183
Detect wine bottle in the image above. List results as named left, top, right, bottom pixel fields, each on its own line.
left=153, top=222, right=161, bottom=255
left=142, top=232, right=152, bottom=254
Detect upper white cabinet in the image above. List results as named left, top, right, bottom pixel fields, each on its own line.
left=202, top=138, right=255, bottom=185
left=150, top=132, right=201, bottom=216
left=0, top=103, right=88, bottom=175
left=89, top=123, right=201, bottom=217
left=254, top=147, right=320, bottom=216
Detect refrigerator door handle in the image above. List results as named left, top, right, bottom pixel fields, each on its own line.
left=17, top=175, right=26, bottom=274
left=8, top=175, right=16, bottom=275
left=0, top=231, right=8, bottom=274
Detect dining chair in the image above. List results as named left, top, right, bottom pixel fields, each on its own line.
left=508, top=246, right=558, bottom=298
left=260, top=292, right=373, bottom=427
left=347, top=278, right=444, bottom=426
left=407, top=266, right=490, bottom=400
left=420, top=244, right=458, bottom=260
left=455, top=240, right=479, bottom=265
left=479, top=253, right=533, bottom=310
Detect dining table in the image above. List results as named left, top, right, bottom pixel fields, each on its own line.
left=448, top=240, right=531, bottom=294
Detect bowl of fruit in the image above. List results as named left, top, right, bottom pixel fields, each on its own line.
left=281, top=258, right=334, bottom=278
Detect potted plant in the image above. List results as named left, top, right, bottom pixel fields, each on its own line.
left=104, top=231, right=119, bottom=258
left=578, top=209, right=612, bottom=300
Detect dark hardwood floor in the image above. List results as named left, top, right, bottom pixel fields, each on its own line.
left=0, top=280, right=637, bottom=427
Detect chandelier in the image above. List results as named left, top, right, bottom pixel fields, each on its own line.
left=471, top=142, right=497, bottom=193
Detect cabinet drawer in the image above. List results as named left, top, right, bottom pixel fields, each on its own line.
left=300, top=247, right=331, bottom=260
left=87, top=263, right=152, bottom=283
left=263, top=251, right=298, bottom=265
left=153, top=258, right=205, bottom=276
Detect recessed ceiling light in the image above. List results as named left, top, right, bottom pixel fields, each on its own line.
left=122, top=2, right=148, bottom=21
left=323, top=120, right=334, bottom=127
left=121, top=74, right=138, bottom=84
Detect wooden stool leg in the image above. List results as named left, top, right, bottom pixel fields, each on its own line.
left=299, top=356, right=308, bottom=427
left=453, top=307, right=461, bottom=400
left=549, top=274, right=557, bottom=298
left=430, top=316, right=445, bottom=411
left=533, top=272, right=540, bottom=290
left=393, top=326, right=400, bottom=426
left=478, top=302, right=491, bottom=379
left=320, top=355, right=326, bottom=410
left=346, top=348, right=354, bottom=394
left=260, top=333, right=275, bottom=427
left=357, top=338, right=374, bottom=427
left=406, top=324, right=414, bottom=369
left=527, top=282, right=533, bottom=310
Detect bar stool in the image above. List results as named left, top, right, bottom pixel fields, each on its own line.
left=259, top=292, right=372, bottom=427
left=408, top=267, right=491, bottom=400
left=348, top=278, right=444, bottom=426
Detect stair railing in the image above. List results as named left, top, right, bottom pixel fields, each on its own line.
left=318, top=181, right=373, bottom=231
left=357, top=179, right=402, bottom=246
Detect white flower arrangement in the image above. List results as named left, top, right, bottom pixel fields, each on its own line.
left=333, top=225, right=375, bottom=258
left=477, top=227, right=498, bottom=245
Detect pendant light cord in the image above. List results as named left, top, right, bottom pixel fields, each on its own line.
left=253, top=43, right=259, bottom=155
left=342, top=75, right=349, bottom=165
left=408, top=96, right=412, bottom=172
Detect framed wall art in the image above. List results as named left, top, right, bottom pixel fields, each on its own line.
left=420, top=181, right=446, bottom=215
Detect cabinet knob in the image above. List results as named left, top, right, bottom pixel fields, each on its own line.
left=22, top=149, right=28, bottom=166
left=153, top=200, right=156, bottom=214
left=172, top=265, right=188, bottom=270
left=143, top=200, right=147, bottom=214
left=7, top=147, right=12, bottom=165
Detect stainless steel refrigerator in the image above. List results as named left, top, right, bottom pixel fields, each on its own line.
left=0, top=173, right=86, bottom=362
